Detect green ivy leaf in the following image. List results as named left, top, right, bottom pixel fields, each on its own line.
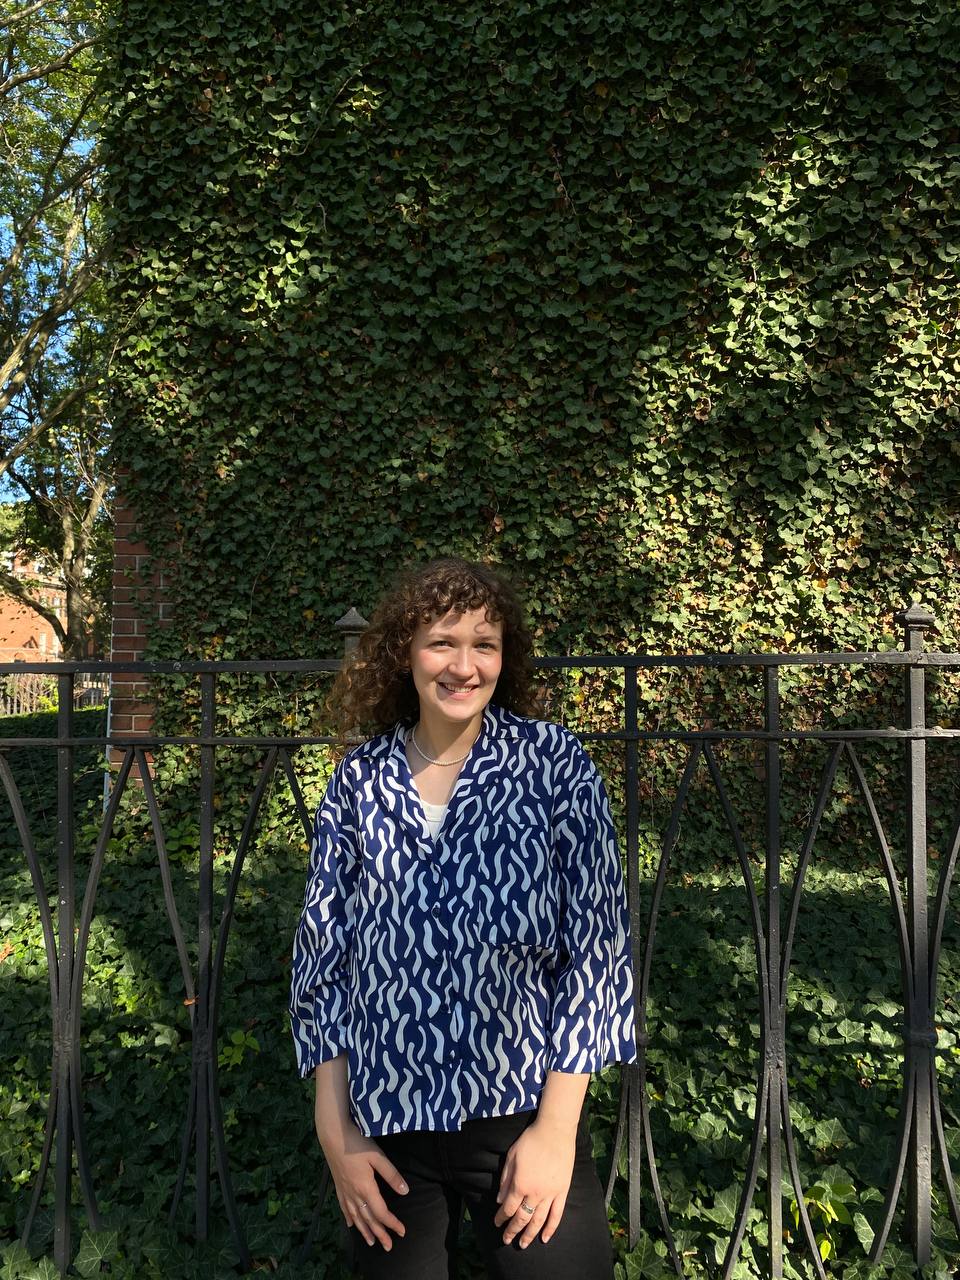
left=75, top=1231, right=119, bottom=1278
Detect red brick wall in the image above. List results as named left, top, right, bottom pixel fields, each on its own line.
left=108, top=470, right=172, bottom=779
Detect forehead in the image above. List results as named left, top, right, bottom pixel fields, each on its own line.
left=421, top=607, right=502, bottom=634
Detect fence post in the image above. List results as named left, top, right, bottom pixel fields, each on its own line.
left=764, top=667, right=783, bottom=1279
left=335, top=608, right=368, bottom=658
left=53, top=674, right=76, bottom=1274
left=897, top=601, right=936, bottom=1267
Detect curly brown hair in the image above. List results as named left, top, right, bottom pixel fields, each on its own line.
left=321, top=556, right=544, bottom=756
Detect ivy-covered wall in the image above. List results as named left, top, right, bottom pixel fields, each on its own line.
left=104, top=0, right=960, bottom=664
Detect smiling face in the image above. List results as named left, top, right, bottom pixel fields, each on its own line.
left=407, top=607, right=503, bottom=733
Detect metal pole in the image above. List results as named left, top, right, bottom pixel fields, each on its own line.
left=897, top=602, right=935, bottom=1266
left=53, top=674, right=75, bottom=1273
left=624, top=664, right=642, bottom=1250
left=764, top=668, right=783, bottom=1278
left=196, top=671, right=216, bottom=1241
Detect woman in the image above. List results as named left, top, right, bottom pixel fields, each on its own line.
left=289, top=556, right=637, bottom=1279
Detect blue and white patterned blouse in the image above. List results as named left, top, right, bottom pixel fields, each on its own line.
left=288, top=700, right=638, bottom=1137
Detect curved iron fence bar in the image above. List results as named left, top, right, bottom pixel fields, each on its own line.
left=770, top=741, right=844, bottom=1276
left=211, top=746, right=281, bottom=1023
left=276, top=745, right=314, bottom=838
left=778, top=1073, right=828, bottom=1280
left=132, top=745, right=201, bottom=1228
left=0, top=750, right=59, bottom=1008
left=843, top=746, right=913, bottom=1010
left=59, top=747, right=138, bottom=1238
left=71, top=745, right=136, bottom=1007
left=268, top=747, right=348, bottom=1274
left=636, top=743, right=702, bottom=1275
left=930, top=1072, right=960, bottom=1235
left=778, top=744, right=844, bottom=1011
left=68, top=1032, right=97, bottom=1226
left=135, top=746, right=197, bottom=1008
left=843, top=742, right=924, bottom=1262
left=295, top=1163, right=334, bottom=1267
left=928, top=800, right=960, bottom=1011
left=205, top=1058, right=251, bottom=1271
left=169, top=1051, right=198, bottom=1233
left=637, top=1057, right=682, bottom=1276
left=927, top=802, right=960, bottom=1238
left=205, top=748, right=286, bottom=1269
left=0, top=750, right=63, bottom=1249
left=21, top=1061, right=58, bottom=1249
left=701, top=745, right=768, bottom=994
left=604, top=1068, right=630, bottom=1210
left=869, top=1066, right=917, bottom=1262
left=700, top=745, right=771, bottom=1279
left=719, top=1068, right=771, bottom=1280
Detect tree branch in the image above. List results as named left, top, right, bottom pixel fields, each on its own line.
left=0, top=123, right=100, bottom=295
left=0, top=247, right=102, bottom=416
left=0, top=35, right=97, bottom=98
left=0, top=381, right=90, bottom=475
left=0, top=0, right=47, bottom=34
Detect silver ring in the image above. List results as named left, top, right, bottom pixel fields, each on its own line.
left=520, top=1201, right=535, bottom=1214
left=359, top=1201, right=368, bottom=1211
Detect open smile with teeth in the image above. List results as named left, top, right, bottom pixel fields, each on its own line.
left=439, top=682, right=478, bottom=693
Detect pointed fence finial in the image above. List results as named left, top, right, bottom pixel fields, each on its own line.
left=335, top=607, right=369, bottom=657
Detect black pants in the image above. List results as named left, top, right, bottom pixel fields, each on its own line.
left=347, top=1104, right=615, bottom=1280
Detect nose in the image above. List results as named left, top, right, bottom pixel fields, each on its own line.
left=446, top=648, right=476, bottom=679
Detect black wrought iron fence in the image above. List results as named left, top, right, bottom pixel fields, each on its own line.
left=3, top=603, right=959, bottom=1278
left=0, top=670, right=108, bottom=717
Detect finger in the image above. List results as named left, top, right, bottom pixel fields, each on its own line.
left=373, top=1156, right=410, bottom=1200
left=354, top=1200, right=392, bottom=1251
left=496, top=1190, right=522, bottom=1231
left=366, top=1184, right=408, bottom=1239
left=337, top=1195, right=356, bottom=1232
left=540, top=1194, right=566, bottom=1244
left=361, top=1190, right=408, bottom=1248
left=502, top=1197, right=539, bottom=1244
left=518, top=1199, right=552, bottom=1248
left=351, top=1206, right=373, bottom=1247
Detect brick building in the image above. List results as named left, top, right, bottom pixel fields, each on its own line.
left=0, top=550, right=68, bottom=661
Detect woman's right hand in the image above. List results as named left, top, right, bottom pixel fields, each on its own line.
left=321, top=1122, right=410, bottom=1251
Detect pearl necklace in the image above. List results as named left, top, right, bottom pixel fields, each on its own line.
left=409, top=723, right=479, bottom=766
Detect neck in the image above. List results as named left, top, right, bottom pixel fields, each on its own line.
left=414, top=708, right=485, bottom=760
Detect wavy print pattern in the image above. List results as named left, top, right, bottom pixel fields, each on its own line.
left=289, top=702, right=638, bottom=1137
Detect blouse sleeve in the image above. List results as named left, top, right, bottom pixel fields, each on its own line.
left=288, top=760, right=361, bottom=1077
left=545, top=737, right=638, bottom=1073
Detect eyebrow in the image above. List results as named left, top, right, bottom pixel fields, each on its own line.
left=428, top=627, right=501, bottom=639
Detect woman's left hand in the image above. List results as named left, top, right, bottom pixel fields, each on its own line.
left=494, top=1118, right=577, bottom=1248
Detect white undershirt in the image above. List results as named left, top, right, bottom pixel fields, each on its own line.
left=405, top=725, right=451, bottom=840
left=420, top=798, right=449, bottom=841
